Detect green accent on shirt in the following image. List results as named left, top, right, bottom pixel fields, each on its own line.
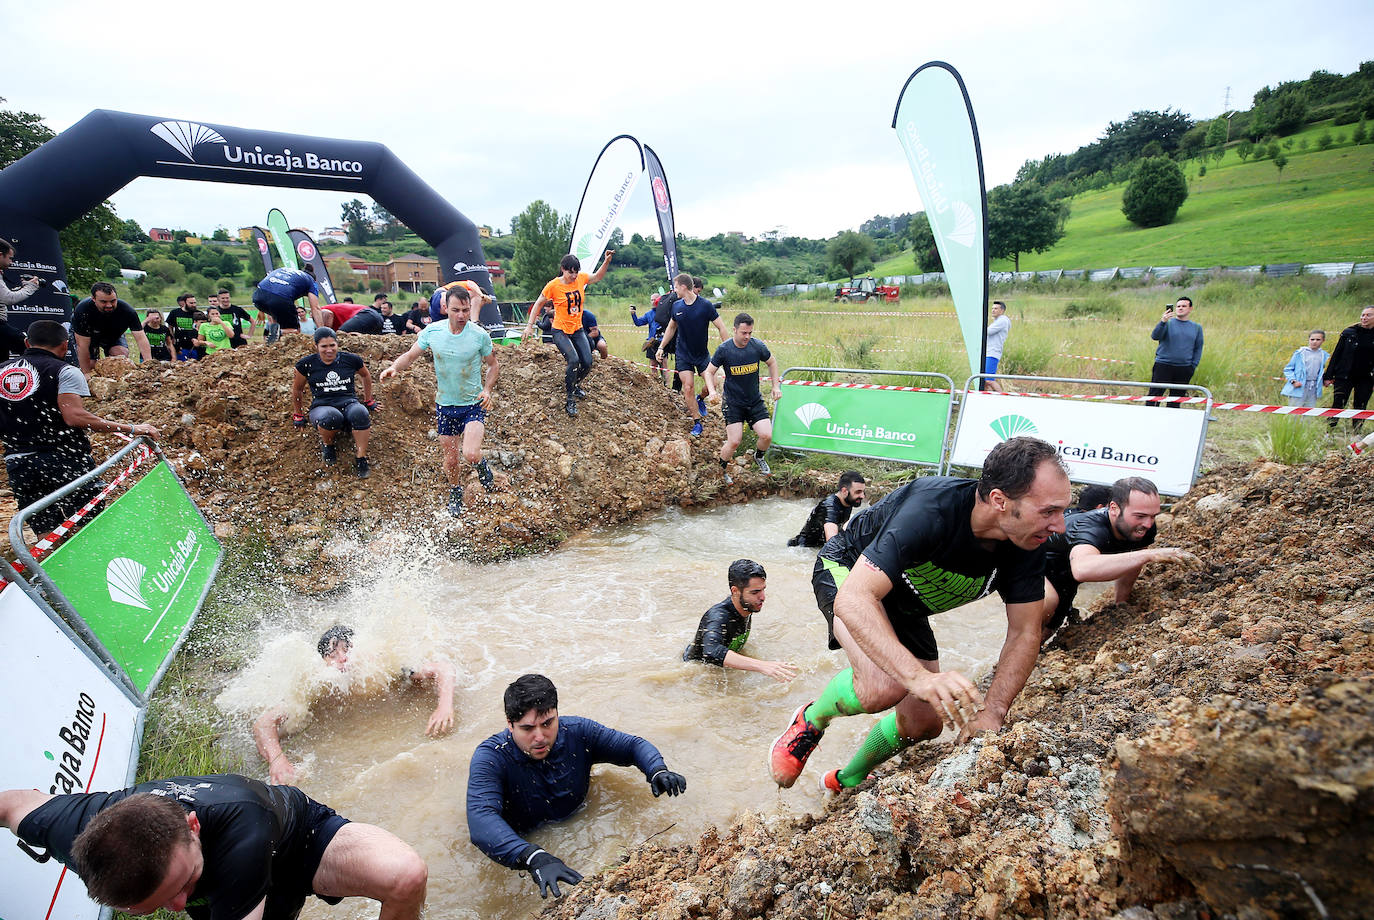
left=902, top=561, right=987, bottom=613
left=201, top=322, right=232, bottom=353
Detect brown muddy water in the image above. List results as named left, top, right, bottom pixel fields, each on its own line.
left=215, top=497, right=1031, bottom=919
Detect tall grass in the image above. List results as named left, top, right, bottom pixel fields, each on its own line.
left=1254, top=415, right=1329, bottom=464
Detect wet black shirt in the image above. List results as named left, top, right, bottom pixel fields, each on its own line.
left=682, top=597, right=751, bottom=666
left=166, top=307, right=200, bottom=348
left=379, top=312, right=408, bottom=335
left=295, top=352, right=364, bottom=408
left=820, top=477, right=1045, bottom=617
left=16, top=774, right=308, bottom=920
left=794, top=493, right=855, bottom=547
left=71, top=298, right=140, bottom=342
left=1043, top=507, right=1156, bottom=584
left=710, top=337, right=771, bottom=408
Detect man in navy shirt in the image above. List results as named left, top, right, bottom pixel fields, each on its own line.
left=1147, top=296, right=1204, bottom=408
left=253, top=265, right=321, bottom=332
left=72, top=282, right=153, bottom=374
left=656, top=272, right=728, bottom=438
left=466, top=674, right=686, bottom=899
left=705, top=312, right=782, bottom=481
left=581, top=308, right=609, bottom=359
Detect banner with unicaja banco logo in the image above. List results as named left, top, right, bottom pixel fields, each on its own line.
left=771, top=380, right=951, bottom=465
left=40, top=461, right=222, bottom=694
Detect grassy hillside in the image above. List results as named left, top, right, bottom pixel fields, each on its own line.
left=873, top=122, right=1374, bottom=277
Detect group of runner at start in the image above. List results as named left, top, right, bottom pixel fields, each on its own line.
left=0, top=253, right=1206, bottom=918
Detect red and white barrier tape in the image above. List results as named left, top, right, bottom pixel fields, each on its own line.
left=11, top=443, right=154, bottom=574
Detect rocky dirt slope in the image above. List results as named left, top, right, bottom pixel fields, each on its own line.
left=535, top=457, right=1372, bottom=920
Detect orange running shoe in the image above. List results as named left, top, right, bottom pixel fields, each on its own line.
left=770, top=702, right=824, bottom=788
left=821, top=769, right=844, bottom=794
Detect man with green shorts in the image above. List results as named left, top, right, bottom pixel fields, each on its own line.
left=381, top=285, right=499, bottom=516
left=769, top=437, right=1070, bottom=793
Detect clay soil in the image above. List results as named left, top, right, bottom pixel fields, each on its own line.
left=535, top=457, right=1373, bottom=920
left=0, top=336, right=837, bottom=584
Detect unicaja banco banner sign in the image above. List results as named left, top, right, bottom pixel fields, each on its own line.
left=41, top=462, right=222, bottom=694
left=772, top=382, right=951, bottom=465
left=570, top=135, right=645, bottom=269
left=0, top=583, right=140, bottom=920
left=951, top=392, right=1206, bottom=495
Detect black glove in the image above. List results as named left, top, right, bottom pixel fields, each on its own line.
left=649, top=769, right=687, bottom=797
left=527, top=850, right=582, bottom=898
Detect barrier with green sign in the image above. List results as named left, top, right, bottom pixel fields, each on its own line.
left=39, top=460, right=221, bottom=694
left=771, top=369, right=954, bottom=467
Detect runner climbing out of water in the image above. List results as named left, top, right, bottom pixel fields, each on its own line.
left=292, top=328, right=376, bottom=479
left=769, top=437, right=1069, bottom=794
left=704, top=312, right=781, bottom=482
left=656, top=272, right=728, bottom=438
left=683, top=560, right=797, bottom=682
left=381, top=285, right=499, bottom=516
left=520, top=251, right=614, bottom=418
left=253, top=625, right=457, bottom=785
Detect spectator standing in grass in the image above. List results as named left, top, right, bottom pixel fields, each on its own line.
left=983, top=301, right=1010, bottom=392
left=1146, top=296, right=1203, bottom=409
left=1280, top=330, right=1329, bottom=408
left=1324, top=305, right=1374, bottom=433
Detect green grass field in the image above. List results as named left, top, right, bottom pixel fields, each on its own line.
left=872, top=122, right=1374, bottom=277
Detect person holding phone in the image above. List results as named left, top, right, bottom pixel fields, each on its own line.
left=0, top=239, right=44, bottom=358
left=1146, top=296, right=1203, bottom=409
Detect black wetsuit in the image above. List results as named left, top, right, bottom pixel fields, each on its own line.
left=682, top=597, right=751, bottom=665
left=1042, top=508, right=1156, bottom=630
left=15, top=774, right=349, bottom=920
left=790, top=493, right=855, bottom=547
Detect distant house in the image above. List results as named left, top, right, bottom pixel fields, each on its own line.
left=317, top=226, right=349, bottom=243
left=486, top=261, right=506, bottom=286
left=386, top=254, right=439, bottom=292
left=149, top=228, right=173, bottom=242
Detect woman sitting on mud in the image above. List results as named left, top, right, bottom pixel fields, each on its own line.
left=292, top=327, right=376, bottom=479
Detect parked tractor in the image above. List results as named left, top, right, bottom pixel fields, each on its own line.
left=834, top=277, right=900, bottom=303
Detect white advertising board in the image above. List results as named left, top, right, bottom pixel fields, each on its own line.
left=951, top=392, right=1206, bottom=495
left=0, top=583, right=140, bottom=920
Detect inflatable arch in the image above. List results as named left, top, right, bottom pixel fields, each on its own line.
left=0, top=109, right=498, bottom=331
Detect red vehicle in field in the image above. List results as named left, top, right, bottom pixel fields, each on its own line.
left=834, top=277, right=900, bottom=303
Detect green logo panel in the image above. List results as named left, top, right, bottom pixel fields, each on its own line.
left=41, top=462, right=221, bottom=693
left=772, top=385, right=950, bottom=465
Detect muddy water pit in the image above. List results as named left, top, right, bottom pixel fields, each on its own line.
left=215, top=497, right=1034, bottom=920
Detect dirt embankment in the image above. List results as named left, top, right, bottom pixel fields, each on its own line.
left=0, top=337, right=833, bottom=580
left=535, top=457, right=1373, bottom=920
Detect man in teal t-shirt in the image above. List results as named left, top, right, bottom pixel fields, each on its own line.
left=382, top=286, right=500, bottom=516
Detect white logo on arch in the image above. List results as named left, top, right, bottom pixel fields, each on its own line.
left=149, top=121, right=227, bottom=162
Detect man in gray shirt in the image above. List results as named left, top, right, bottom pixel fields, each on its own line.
left=983, top=300, right=1011, bottom=392
left=1147, top=296, right=1203, bottom=409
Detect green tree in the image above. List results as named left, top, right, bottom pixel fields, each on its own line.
left=219, top=251, right=241, bottom=276
left=1317, top=130, right=1334, bottom=150
left=341, top=199, right=372, bottom=245
left=988, top=182, right=1068, bottom=272
left=736, top=261, right=776, bottom=290
left=1204, top=118, right=1227, bottom=149
left=825, top=231, right=875, bottom=281
left=141, top=257, right=186, bottom=285
left=908, top=212, right=943, bottom=273
left=1274, top=153, right=1289, bottom=181
left=509, top=200, right=570, bottom=292
left=1237, top=139, right=1254, bottom=161
left=1121, top=156, right=1189, bottom=227
left=1354, top=117, right=1369, bottom=145
left=372, top=202, right=403, bottom=241
left=211, top=228, right=230, bottom=242
left=101, top=256, right=121, bottom=279
left=120, top=219, right=145, bottom=244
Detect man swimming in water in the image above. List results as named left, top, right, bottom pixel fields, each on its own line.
left=253, top=626, right=457, bottom=785
left=789, top=471, right=866, bottom=548
left=683, top=559, right=797, bottom=682
left=467, top=674, right=686, bottom=899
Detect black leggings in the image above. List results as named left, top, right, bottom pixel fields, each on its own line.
left=1328, top=376, right=1373, bottom=431
left=552, top=328, right=593, bottom=391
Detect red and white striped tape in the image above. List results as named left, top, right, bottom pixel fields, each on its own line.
left=11, top=443, right=154, bottom=574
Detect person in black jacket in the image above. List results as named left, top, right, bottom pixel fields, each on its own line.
left=683, top=559, right=796, bottom=681
left=789, top=471, right=866, bottom=547
left=1324, top=305, right=1374, bottom=433
left=466, top=674, right=686, bottom=899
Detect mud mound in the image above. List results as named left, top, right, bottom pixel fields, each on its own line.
left=538, top=456, right=1373, bottom=920
left=0, top=338, right=833, bottom=578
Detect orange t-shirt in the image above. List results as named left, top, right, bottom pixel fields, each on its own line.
left=540, top=272, right=590, bottom=334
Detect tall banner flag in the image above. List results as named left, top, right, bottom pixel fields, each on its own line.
left=569, top=135, right=644, bottom=269
left=266, top=208, right=299, bottom=270
left=643, top=144, right=679, bottom=281
left=251, top=226, right=275, bottom=276
left=287, top=229, right=336, bottom=304
left=892, top=62, right=989, bottom=377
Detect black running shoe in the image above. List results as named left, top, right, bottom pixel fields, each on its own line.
left=477, top=460, right=496, bottom=492
left=321, top=443, right=337, bottom=465
left=565, top=396, right=578, bottom=417
left=447, top=486, right=464, bottom=516
left=355, top=456, right=370, bottom=479
left=574, top=385, right=588, bottom=399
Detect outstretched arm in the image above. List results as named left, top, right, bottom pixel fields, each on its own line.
left=588, top=250, right=614, bottom=284
left=722, top=650, right=797, bottom=682
left=522, top=295, right=548, bottom=341
left=466, top=748, right=535, bottom=868
left=252, top=708, right=298, bottom=785
left=959, top=600, right=1041, bottom=741
left=380, top=342, right=425, bottom=379
left=412, top=659, right=456, bottom=736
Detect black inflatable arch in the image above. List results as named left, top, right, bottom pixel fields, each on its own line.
left=0, top=109, right=497, bottom=330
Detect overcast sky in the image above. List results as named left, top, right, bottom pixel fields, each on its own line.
left=6, top=0, right=1371, bottom=242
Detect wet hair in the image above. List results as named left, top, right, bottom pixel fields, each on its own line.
left=0, top=239, right=13, bottom=256
left=313, top=327, right=336, bottom=344
left=24, top=320, right=68, bottom=349
left=70, top=794, right=193, bottom=907
left=727, top=559, right=766, bottom=590
left=559, top=254, right=581, bottom=273
left=673, top=272, right=693, bottom=289
left=446, top=285, right=471, bottom=305
left=733, top=313, right=754, bottom=328
left=505, top=673, right=558, bottom=722
left=317, top=624, right=353, bottom=657
left=976, top=436, right=1067, bottom=501
left=838, top=471, right=865, bottom=490
left=1074, top=484, right=1112, bottom=511
left=1109, top=476, right=1159, bottom=509
left=90, top=281, right=117, bottom=297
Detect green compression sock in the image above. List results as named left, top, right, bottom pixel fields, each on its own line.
left=835, top=711, right=909, bottom=788
left=804, top=668, right=865, bottom=730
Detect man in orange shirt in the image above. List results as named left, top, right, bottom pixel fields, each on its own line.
left=521, top=252, right=614, bottom=417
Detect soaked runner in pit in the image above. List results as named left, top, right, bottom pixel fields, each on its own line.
left=789, top=472, right=866, bottom=548
left=683, top=559, right=796, bottom=682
